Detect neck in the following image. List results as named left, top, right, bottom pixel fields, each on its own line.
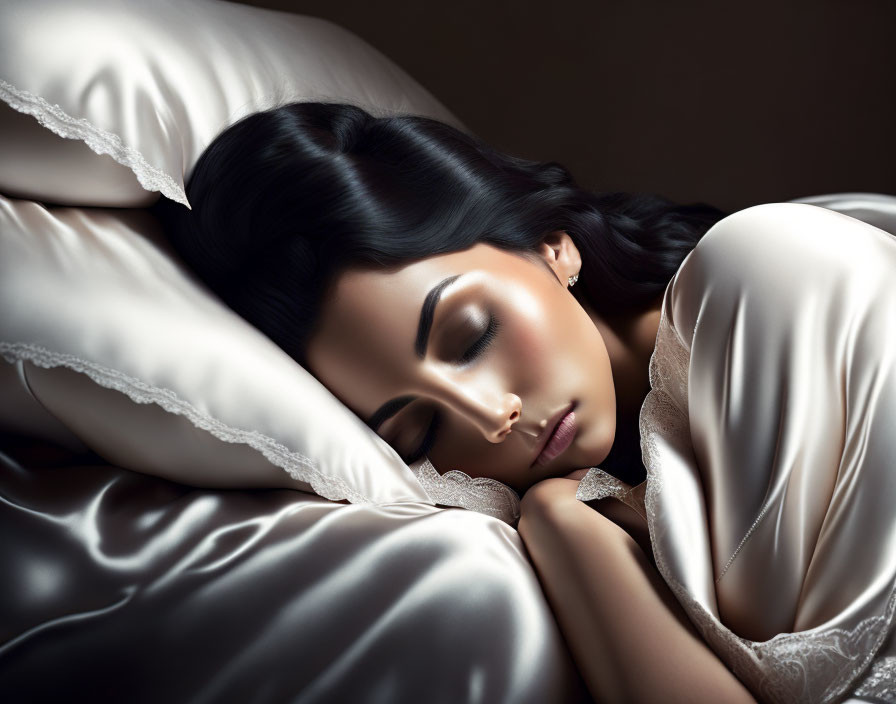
left=586, top=299, right=663, bottom=426
left=585, top=299, right=663, bottom=485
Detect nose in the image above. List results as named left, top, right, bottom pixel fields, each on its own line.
left=424, top=374, right=522, bottom=443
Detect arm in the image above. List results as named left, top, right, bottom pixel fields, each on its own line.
left=518, top=477, right=757, bottom=704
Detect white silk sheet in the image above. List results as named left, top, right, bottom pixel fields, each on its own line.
left=0, top=435, right=587, bottom=702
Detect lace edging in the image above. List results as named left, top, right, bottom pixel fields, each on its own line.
left=852, top=654, right=896, bottom=700
left=0, top=341, right=379, bottom=505
left=664, top=572, right=896, bottom=704
left=638, top=304, right=896, bottom=703
left=0, top=79, right=189, bottom=208
left=410, top=457, right=520, bottom=525
left=575, top=467, right=647, bottom=521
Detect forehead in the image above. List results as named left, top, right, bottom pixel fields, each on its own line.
left=319, top=243, right=530, bottom=335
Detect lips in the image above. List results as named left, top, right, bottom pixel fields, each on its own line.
left=531, top=401, right=578, bottom=468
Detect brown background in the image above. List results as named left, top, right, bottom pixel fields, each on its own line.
left=235, top=0, right=895, bottom=214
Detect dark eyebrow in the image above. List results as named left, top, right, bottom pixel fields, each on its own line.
left=415, top=274, right=462, bottom=359
left=366, top=273, right=462, bottom=431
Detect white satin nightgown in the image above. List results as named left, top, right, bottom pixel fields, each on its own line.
left=577, top=202, right=896, bottom=703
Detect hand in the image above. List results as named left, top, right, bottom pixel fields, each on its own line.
left=520, top=475, right=626, bottom=542
left=525, top=469, right=654, bottom=561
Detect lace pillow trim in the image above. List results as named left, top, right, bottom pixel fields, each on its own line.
left=637, top=305, right=896, bottom=702
left=0, top=79, right=189, bottom=207
left=0, top=341, right=388, bottom=506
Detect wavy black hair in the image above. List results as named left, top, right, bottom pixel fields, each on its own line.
left=152, top=101, right=727, bottom=485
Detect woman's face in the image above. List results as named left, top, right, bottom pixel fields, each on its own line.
left=305, top=233, right=617, bottom=494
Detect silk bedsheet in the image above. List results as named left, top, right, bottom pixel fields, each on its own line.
left=0, top=432, right=588, bottom=703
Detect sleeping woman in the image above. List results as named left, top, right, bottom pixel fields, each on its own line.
left=152, top=102, right=896, bottom=704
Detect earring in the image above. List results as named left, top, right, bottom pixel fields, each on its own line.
left=568, top=272, right=579, bottom=287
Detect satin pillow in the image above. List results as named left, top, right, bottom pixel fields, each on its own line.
left=0, top=195, right=435, bottom=504
left=0, top=0, right=465, bottom=208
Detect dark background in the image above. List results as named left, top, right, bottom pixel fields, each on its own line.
left=234, top=0, right=895, bottom=214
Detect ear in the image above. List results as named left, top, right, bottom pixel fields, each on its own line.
left=537, top=230, right=582, bottom=287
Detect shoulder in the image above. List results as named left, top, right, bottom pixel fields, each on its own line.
left=666, top=202, right=896, bottom=346
left=694, top=201, right=890, bottom=266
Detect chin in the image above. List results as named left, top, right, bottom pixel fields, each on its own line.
left=594, top=435, right=615, bottom=467
left=572, top=421, right=614, bottom=470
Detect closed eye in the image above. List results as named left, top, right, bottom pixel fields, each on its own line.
left=404, top=314, right=499, bottom=464
left=458, top=314, right=500, bottom=364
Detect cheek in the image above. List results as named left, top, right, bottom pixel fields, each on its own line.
left=501, top=302, right=558, bottom=376
left=510, top=319, right=550, bottom=367
left=501, top=296, right=591, bottom=399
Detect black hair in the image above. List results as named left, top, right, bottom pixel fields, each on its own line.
left=152, top=101, right=727, bottom=486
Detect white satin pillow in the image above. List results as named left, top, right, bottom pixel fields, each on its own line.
left=0, top=0, right=465, bottom=208
left=0, top=195, right=434, bottom=504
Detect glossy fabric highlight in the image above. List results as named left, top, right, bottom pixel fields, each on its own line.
left=0, top=439, right=588, bottom=703
left=0, top=195, right=435, bottom=506
left=0, top=0, right=464, bottom=207
left=639, top=203, right=896, bottom=702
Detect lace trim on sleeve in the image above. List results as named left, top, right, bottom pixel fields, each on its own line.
left=575, top=467, right=646, bottom=521
left=637, top=302, right=896, bottom=703
left=851, top=654, right=896, bottom=700
left=0, top=79, right=189, bottom=207
left=667, top=577, right=896, bottom=704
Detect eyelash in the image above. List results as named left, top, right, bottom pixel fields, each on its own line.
left=458, top=314, right=500, bottom=364
left=404, top=314, right=500, bottom=464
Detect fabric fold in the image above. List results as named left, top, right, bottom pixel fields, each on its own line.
left=635, top=202, right=896, bottom=702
